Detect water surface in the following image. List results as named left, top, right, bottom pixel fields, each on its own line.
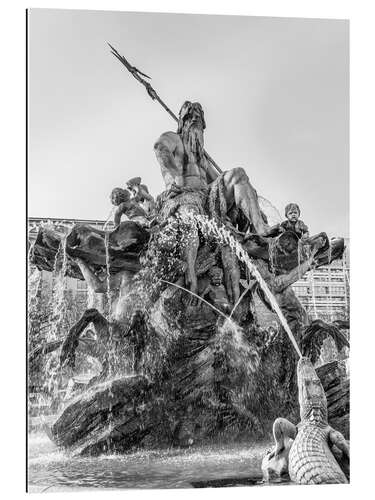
left=28, top=432, right=273, bottom=492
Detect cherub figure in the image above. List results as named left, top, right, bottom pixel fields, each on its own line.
left=200, top=266, right=231, bottom=314
left=281, top=203, right=309, bottom=239
left=110, top=187, right=149, bottom=227
left=263, top=203, right=309, bottom=240
left=126, top=177, right=155, bottom=217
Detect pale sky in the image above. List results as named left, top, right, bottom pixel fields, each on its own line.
left=28, top=9, right=349, bottom=237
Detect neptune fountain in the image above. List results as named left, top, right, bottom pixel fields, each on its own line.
left=28, top=48, right=349, bottom=484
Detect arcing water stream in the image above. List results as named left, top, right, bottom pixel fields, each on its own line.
left=183, top=213, right=302, bottom=358
left=103, top=206, right=116, bottom=231
left=258, top=196, right=282, bottom=226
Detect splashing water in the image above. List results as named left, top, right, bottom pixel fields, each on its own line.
left=103, top=206, right=116, bottom=231
left=104, top=232, right=112, bottom=317
left=161, top=279, right=228, bottom=321
left=28, top=260, right=43, bottom=412
left=309, top=269, right=318, bottom=320
left=28, top=264, right=43, bottom=405
left=28, top=265, right=42, bottom=312
left=141, top=288, right=184, bottom=378
left=268, top=237, right=277, bottom=276
left=229, top=282, right=252, bottom=320
left=160, top=279, right=260, bottom=379
left=42, top=235, right=68, bottom=400
left=103, top=231, right=117, bottom=378
left=258, top=196, right=282, bottom=226
left=216, top=318, right=260, bottom=374
left=181, top=213, right=302, bottom=358
left=49, top=234, right=68, bottom=341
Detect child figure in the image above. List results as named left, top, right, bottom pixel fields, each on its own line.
left=110, top=187, right=149, bottom=227
left=200, top=266, right=231, bottom=315
left=126, top=177, right=155, bottom=217
left=280, top=203, right=309, bottom=240
left=263, top=203, right=309, bottom=240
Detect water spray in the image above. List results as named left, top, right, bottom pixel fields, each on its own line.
left=103, top=206, right=116, bottom=231
left=160, top=279, right=230, bottom=322
left=182, top=213, right=303, bottom=358
left=229, top=281, right=252, bottom=320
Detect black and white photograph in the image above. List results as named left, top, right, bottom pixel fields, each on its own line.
left=26, top=7, right=350, bottom=492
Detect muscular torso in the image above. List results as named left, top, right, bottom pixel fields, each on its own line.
left=154, top=131, right=211, bottom=190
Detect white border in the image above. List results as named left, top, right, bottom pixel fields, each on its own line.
left=1, top=1, right=374, bottom=499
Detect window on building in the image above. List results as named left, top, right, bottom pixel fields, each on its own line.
left=77, top=280, right=87, bottom=290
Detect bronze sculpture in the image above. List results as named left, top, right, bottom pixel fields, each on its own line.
left=28, top=49, right=349, bottom=460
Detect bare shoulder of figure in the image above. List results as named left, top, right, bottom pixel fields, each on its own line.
left=117, top=201, right=130, bottom=213
left=154, top=131, right=182, bottom=152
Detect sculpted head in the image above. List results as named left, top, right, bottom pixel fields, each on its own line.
left=208, top=266, right=223, bottom=286
left=297, top=357, right=327, bottom=422
left=177, top=101, right=206, bottom=135
left=126, top=177, right=142, bottom=196
left=110, top=187, right=130, bottom=206
left=285, top=203, right=300, bottom=223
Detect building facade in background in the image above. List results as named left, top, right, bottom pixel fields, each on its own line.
left=291, top=243, right=350, bottom=322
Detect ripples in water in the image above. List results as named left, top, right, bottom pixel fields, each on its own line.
left=28, top=433, right=272, bottom=491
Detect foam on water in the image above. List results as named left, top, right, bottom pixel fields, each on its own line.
left=28, top=431, right=269, bottom=490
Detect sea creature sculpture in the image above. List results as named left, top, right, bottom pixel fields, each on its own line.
left=262, top=357, right=349, bottom=484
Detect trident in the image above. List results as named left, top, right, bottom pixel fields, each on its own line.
left=108, top=43, right=222, bottom=175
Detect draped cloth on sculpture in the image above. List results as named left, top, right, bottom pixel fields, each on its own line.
left=154, top=175, right=227, bottom=224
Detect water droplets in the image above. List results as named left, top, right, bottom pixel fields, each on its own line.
left=181, top=212, right=302, bottom=358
